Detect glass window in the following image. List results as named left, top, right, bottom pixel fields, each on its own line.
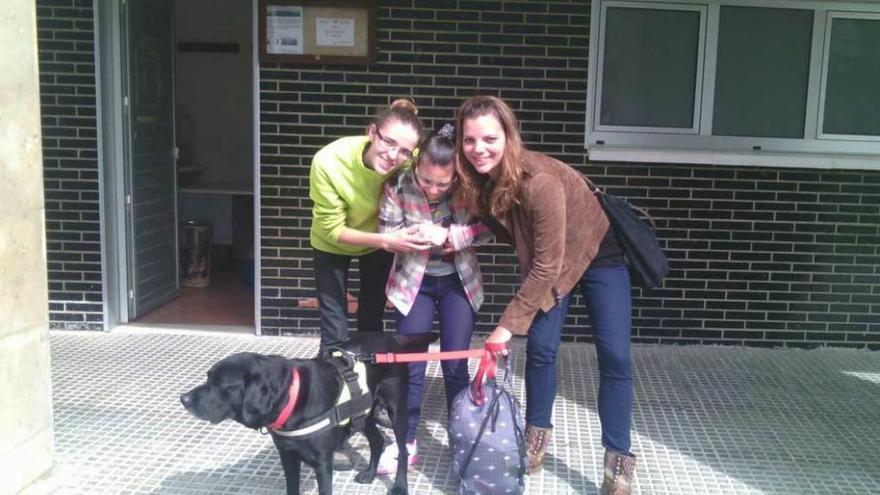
left=599, top=6, right=702, bottom=129
left=712, top=6, right=813, bottom=138
left=822, top=16, right=880, bottom=137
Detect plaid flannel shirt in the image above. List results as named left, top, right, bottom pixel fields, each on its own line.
left=379, top=170, right=491, bottom=316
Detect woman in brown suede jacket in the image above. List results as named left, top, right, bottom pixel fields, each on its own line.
left=454, top=96, right=636, bottom=494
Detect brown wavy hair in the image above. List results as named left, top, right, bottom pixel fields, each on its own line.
left=453, top=96, right=523, bottom=220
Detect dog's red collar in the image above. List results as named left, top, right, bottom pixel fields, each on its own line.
left=268, top=367, right=300, bottom=430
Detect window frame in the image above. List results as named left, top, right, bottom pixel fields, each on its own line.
left=585, top=0, right=880, bottom=170
left=817, top=11, right=880, bottom=142
left=594, top=2, right=708, bottom=135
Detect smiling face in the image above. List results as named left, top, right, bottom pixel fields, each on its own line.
left=364, top=120, right=420, bottom=175
left=461, top=113, right=507, bottom=178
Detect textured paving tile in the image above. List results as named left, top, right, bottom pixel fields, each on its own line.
left=26, top=329, right=880, bottom=494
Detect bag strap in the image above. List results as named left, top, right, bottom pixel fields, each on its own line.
left=497, top=354, right=514, bottom=390
left=469, top=349, right=498, bottom=406
left=504, top=380, right=528, bottom=477
left=582, top=174, right=601, bottom=194
left=581, top=173, right=658, bottom=229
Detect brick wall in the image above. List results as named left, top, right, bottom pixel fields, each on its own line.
left=258, top=0, right=880, bottom=349
left=34, top=0, right=879, bottom=346
left=36, top=0, right=104, bottom=330
left=594, top=164, right=880, bottom=348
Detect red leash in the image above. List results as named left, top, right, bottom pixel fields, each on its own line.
left=372, top=341, right=508, bottom=406
left=374, top=348, right=484, bottom=363
left=373, top=341, right=508, bottom=364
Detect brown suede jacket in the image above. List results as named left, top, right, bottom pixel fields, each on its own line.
left=493, top=149, right=609, bottom=334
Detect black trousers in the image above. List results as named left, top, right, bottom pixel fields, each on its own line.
left=312, top=248, right=394, bottom=355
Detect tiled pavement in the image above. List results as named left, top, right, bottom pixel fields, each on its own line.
left=21, top=327, right=880, bottom=494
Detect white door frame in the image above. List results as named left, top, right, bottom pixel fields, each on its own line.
left=96, top=0, right=129, bottom=329
left=251, top=0, right=262, bottom=335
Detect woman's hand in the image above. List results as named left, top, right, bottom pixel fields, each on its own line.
left=438, top=238, right=456, bottom=255
left=485, top=325, right=512, bottom=358
left=381, top=225, right=431, bottom=254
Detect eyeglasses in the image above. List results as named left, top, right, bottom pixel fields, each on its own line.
left=415, top=169, right=457, bottom=191
left=374, top=127, right=414, bottom=160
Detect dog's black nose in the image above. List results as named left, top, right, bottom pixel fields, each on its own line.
left=180, top=393, right=192, bottom=408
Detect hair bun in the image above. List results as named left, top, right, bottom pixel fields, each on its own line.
left=390, top=98, right=418, bottom=115
left=437, top=123, right=455, bottom=140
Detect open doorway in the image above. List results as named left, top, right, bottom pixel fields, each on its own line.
left=133, top=0, right=255, bottom=329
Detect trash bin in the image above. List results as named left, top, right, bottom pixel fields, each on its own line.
left=181, top=221, right=211, bottom=288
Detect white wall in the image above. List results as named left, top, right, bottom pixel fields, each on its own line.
left=0, top=1, right=54, bottom=492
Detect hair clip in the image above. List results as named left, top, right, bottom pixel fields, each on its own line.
left=437, top=123, right=456, bottom=140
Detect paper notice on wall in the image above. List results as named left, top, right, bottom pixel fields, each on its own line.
left=316, top=18, right=355, bottom=47
left=266, top=6, right=303, bottom=54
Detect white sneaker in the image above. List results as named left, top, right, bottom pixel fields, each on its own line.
left=376, top=440, right=418, bottom=475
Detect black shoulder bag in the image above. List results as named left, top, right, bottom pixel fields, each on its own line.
left=584, top=177, right=669, bottom=289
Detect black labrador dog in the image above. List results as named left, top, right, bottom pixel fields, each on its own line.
left=180, top=332, right=437, bottom=495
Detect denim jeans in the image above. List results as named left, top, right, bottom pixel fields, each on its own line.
left=395, top=273, right=475, bottom=442
left=525, top=263, right=633, bottom=454
left=313, top=248, right=394, bottom=355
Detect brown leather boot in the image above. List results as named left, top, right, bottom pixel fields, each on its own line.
left=600, top=449, right=636, bottom=495
left=524, top=425, right=552, bottom=474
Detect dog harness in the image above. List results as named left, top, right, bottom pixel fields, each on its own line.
left=270, top=350, right=372, bottom=439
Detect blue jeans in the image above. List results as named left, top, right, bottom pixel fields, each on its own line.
left=395, top=273, right=475, bottom=442
left=526, top=264, right=633, bottom=454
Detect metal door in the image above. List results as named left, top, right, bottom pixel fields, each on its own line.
left=121, top=0, right=177, bottom=318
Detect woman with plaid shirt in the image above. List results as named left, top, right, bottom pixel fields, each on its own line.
left=376, top=124, right=491, bottom=474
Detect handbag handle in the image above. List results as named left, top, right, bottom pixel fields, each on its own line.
left=581, top=174, right=658, bottom=230
left=469, top=348, right=498, bottom=406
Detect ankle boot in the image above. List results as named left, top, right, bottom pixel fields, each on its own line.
left=524, top=425, right=552, bottom=474
left=600, top=449, right=636, bottom=495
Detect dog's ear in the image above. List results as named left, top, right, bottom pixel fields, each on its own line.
left=239, top=355, right=289, bottom=429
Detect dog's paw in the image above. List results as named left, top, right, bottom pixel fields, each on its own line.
left=387, top=487, right=408, bottom=495
left=354, top=470, right=376, bottom=484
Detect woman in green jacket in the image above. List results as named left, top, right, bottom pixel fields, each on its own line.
left=309, top=99, right=430, bottom=355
